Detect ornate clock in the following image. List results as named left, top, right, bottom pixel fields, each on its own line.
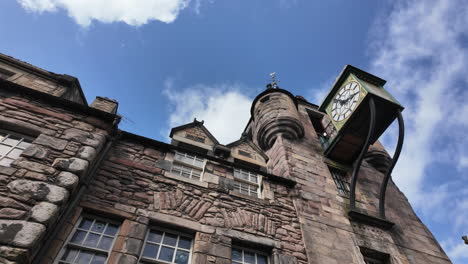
left=318, top=65, right=403, bottom=164
left=330, top=81, right=361, bottom=122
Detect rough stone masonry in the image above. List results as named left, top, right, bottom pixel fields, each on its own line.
left=0, top=53, right=452, bottom=264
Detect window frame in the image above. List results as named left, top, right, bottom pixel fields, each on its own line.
left=233, top=168, right=262, bottom=198
left=170, top=151, right=206, bottom=181
left=329, top=166, right=350, bottom=197
left=231, top=245, right=270, bottom=264
left=54, top=215, right=121, bottom=264
left=0, top=129, right=34, bottom=167
left=138, top=226, right=194, bottom=264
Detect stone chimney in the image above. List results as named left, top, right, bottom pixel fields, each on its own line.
left=90, top=96, right=118, bottom=114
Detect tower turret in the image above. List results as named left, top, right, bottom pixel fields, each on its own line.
left=251, top=77, right=304, bottom=150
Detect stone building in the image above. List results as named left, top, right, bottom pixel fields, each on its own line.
left=0, top=53, right=452, bottom=264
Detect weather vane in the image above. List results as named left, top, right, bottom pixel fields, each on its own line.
left=267, top=72, right=280, bottom=89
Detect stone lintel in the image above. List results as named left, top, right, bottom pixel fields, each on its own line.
left=216, top=228, right=280, bottom=249
left=136, top=210, right=215, bottom=234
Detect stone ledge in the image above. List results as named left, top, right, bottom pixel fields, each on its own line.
left=348, top=209, right=394, bottom=230
left=163, top=171, right=209, bottom=188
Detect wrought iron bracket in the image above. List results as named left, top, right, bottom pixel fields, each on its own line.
left=378, top=110, right=404, bottom=218
left=349, top=97, right=376, bottom=210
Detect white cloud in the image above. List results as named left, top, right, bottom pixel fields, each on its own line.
left=368, top=1, right=468, bottom=262
left=16, top=0, right=191, bottom=26
left=369, top=0, right=468, bottom=202
left=162, top=79, right=252, bottom=144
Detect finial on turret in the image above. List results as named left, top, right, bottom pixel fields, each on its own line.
left=266, top=72, right=280, bottom=89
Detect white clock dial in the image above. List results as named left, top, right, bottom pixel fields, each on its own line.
left=330, top=81, right=361, bottom=122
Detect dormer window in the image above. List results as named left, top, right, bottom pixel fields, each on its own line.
left=185, top=134, right=205, bottom=143
left=233, top=168, right=260, bottom=197
left=238, top=150, right=252, bottom=158
left=0, top=68, right=14, bottom=80
left=171, top=151, right=205, bottom=181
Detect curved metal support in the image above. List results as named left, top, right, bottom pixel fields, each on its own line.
left=378, top=110, right=405, bottom=218
left=349, top=97, right=376, bottom=210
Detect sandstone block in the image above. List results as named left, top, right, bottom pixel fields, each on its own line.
left=34, top=134, right=68, bottom=151
left=77, top=146, right=97, bottom=161
left=0, top=208, right=26, bottom=219
left=62, top=128, right=103, bottom=148
left=30, top=202, right=58, bottom=223
left=0, top=246, right=29, bottom=262
left=53, top=158, right=89, bottom=176
left=7, top=180, right=69, bottom=204
left=0, top=197, right=29, bottom=211
left=0, top=220, right=45, bottom=248
left=56, top=171, right=79, bottom=190
left=13, top=160, right=55, bottom=174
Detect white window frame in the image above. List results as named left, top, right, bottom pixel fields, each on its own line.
left=138, top=226, right=194, bottom=264
left=231, top=246, right=270, bottom=264
left=55, top=215, right=120, bottom=264
left=0, top=129, right=33, bottom=167
left=233, top=168, right=262, bottom=198
left=171, top=151, right=206, bottom=181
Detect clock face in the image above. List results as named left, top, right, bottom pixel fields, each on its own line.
left=330, top=81, right=361, bottom=122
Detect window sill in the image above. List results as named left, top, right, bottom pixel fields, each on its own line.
left=163, top=171, right=208, bottom=188
left=229, top=191, right=267, bottom=204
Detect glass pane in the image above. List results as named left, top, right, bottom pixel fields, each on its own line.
left=90, top=254, right=107, bottom=264
left=0, top=158, right=13, bottom=166
left=70, top=230, right=87, bottom=244
left=147, top=230, right=163, bottom=243
left=79, top=219, right=93, bottom=230
left=4, top=138, right=18, bottom=146
left=91, top=221, right=107, bottom=233
left=97, top=236, right=113, bottom=250
left=159, top=246, right=175, bottom=262
left=244, top=251, right=255, bottom=264
left=104, top=224, right=118, bottom=236
left=7, top=148, right=23, bottom=159
left=61, top=248, right=79, bottom=261
left=232, top=249, right=242, bottom=261
left=163, top=233, right=178, bottom=246
left=83, top=233, right=100, bottom=248
left=0, top=144, right=10, bottom=155
left=175, top=250, right=190, bottom=264
left=178, top=237, right=192, bottom=250
left=18, top=141, right=31, bottom=149
left=251, top=175, right=258, bottom=183
left=257, top=255, right=268, bottom=264
left=75, top=251, right=93, bottom=264
left=142, top=243, right=159, bottom=259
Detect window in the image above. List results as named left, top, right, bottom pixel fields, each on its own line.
left=233, top=168, right=260, bottom=197
left=171, top=151, right=205, bottom=180
left=57, top=216, right=119, bottom=264
left=231, top=247, right=268, bottom=264
left=360, top=247, right=389, bottom=264
left=329, top=167, right=350, bottom=196
left=139, top=228, right=193, bottom=264
left=185, top=134, right=205, bottom=143
left=0, top=68, right=14, bottom=80
left=364, top=256, right=386, bottom=264
left=0, top=130, right=32, bottom=167
left=238, top=150, right=252, bottom=158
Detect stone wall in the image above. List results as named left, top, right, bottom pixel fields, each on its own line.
left=42, top=138, right=309, bottom=263
left=256, top=95, right=451, bottom=264
left=0, top=92, right=115, bottom=263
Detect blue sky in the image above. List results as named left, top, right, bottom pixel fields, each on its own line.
left=1, top=0, right=468, bottom=263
